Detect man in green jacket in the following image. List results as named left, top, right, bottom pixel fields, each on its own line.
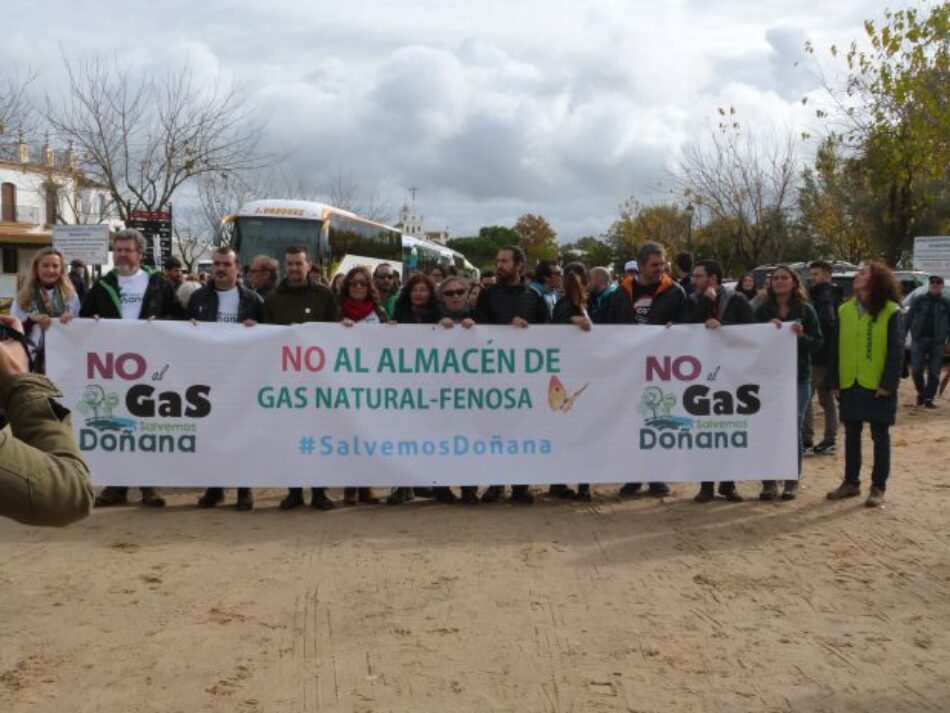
left=263, top=245, right=341, bottom=511
left=0, top=316, right=94, bottom=527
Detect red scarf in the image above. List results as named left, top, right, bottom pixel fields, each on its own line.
left=342, top=298, right=376, bottom=321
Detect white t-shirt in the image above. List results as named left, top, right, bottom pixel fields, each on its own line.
left=215, top=287, right=240, bottom=323
left=117, top=270, right=150, bottom=320
left=359, top=310, right=382, bottom=324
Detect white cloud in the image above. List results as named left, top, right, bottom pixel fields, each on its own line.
left=3, top=0, right=890, bottom=239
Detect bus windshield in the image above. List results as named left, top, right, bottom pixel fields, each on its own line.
left=234, top=217, right=324, bottom=265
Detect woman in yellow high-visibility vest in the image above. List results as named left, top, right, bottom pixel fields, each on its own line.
left=826, top=263, right=904, bottom=508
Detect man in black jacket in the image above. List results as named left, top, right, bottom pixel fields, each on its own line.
left=188, top=246, right=264, bottom=511
left=80, top=229, right=183, bottom=508
left=473, top=246, right=548, bottom=504
left=803, top=261, right=842, bottom=452
left=606, top=242, right=687, bottom=498
left=264, top=245, right=340, bottom=511
left=685, top=260, right=754, bottom=503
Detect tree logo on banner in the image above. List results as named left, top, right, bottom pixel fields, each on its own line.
left=638, top=386, right=694, bottom=432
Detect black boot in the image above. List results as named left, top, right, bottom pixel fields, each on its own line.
left=434, top=487, right=458, bottom=504
left=235, top=488, right=254, bottom=511
left=511, top=485, right=535, bottom=504
left=280, top=488, right=305, bottom=510
left=460, top=486, right=479, bottom=504
left=694, top=482, right=715, bottom=503
left=140, top=487, right=166, bottom=508
left=575, top=484, right=592, bottom=502
left=310, top=487, right=335, bottom=510
left=549, top=484, right=576, bottom=499
left=718, top=482, right=743, bottom=502
left=198, top=487, right=225, bottom=508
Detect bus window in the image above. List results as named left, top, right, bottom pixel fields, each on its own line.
left=234, top=217, right=324, bottom=267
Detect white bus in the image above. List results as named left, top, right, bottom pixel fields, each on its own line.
left=221, top=199, right=403, bottom=277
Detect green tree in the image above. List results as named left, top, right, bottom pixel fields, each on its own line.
left=560, top=235, right=615, bottom=268
left=514, top=213, right=558, bottom=264
left=807, top=3, right=950, bottom=264
left=797, top=137, right=874, bottom=263
left=447, top=226, right=520, bottom=271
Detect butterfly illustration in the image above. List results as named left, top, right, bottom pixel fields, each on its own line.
left=548, top=375, right=589, bottom=412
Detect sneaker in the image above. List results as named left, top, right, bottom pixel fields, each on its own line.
left=781, top=482, right=799, bottom=500
left=916, top=394, right=925, bottom=406
left=386, top=487, right=413, bottom=505
left=802, top=439, right=814, bottom=450
left=759, top=481, right=779, bottom=501
left=481, top=485, right=504, bottom=503
left=826, top=481, right=861, bottom=500
left=310, top=488, right=335, bottom=510
left=140, top=487, right=166, bottom=508
left=197, top=487, right=224, bottom=509
left=618, top=482, right=643, bottom=497
left=510, top=486, right=535, bottom=505
left=812, top=440, right=836, bottom=455
left=924, top=400, right=936, bottom=409
left=280, top=489, right=305, bottom=510
left=694, top=483, right=715, bottom=503
left=865, top=486, right=885, bottom=508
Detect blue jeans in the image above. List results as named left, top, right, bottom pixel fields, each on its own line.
left=911, top=337, right=944, bottom=402
left=844, top=420, right=890, bottom=490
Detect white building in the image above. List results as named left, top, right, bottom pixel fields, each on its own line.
left=395, top=196, right=450, bottom=245
left=0, top=136, right=120, bottom=308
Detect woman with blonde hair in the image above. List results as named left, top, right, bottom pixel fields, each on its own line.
left=12, top=247, right=80, bottom=371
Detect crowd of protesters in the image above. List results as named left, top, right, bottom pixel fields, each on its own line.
left=11, top=228, right=950, bottom=513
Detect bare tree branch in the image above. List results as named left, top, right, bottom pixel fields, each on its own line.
left=46, top=53, right=273, bottom=223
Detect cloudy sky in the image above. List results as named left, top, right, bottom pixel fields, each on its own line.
left=5, top=0, right=899, bottom=240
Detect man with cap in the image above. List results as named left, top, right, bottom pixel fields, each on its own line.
left=906, top=275, right=950, bottom=408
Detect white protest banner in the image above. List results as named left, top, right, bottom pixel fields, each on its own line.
left=53, top=225, right=110, bottom=265
left=46, top=320, right=798, bottom=486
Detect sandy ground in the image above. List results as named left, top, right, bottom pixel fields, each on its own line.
left=2, top=389, right=949, bottom=713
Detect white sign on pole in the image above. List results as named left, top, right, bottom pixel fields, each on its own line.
left=46, top=321, right=799, bottom=487
left=913, top=236, right=950, bottom=279
left=53, top=225, right=110, bottom=265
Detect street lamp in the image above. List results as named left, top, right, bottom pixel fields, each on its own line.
left=684, top=203, right=695, bottom=253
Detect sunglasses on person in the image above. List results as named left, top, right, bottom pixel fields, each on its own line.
left=442, top=289, right=466, bottom=297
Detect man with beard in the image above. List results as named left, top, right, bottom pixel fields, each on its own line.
left=188, top=246, right=264, bottom=510
left=473, top=245, right=548, bottom=504
left=373, top=262, right=399, bottom=319
left=606, top=241, right=687, bottom=498
left=80, top=229, right=182, bottom=508
left=263, top=245, right=341, bottom=511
